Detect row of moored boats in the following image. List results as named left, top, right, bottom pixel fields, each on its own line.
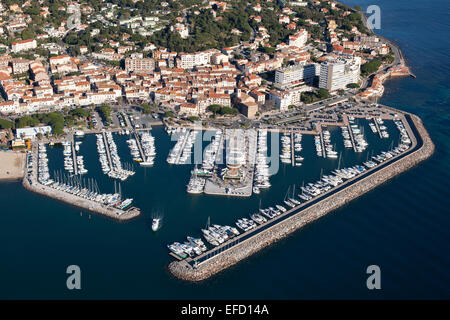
left=168, top=122, right=413, bottom=260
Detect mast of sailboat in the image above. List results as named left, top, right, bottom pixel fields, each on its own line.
left=338, top=152, right=342, bottom=170
left=284, top=186, right=290, bottom=201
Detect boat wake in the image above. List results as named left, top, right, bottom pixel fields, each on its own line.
left=151, top=211, right=163, bottom=232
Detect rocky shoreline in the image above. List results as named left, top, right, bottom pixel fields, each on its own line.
left=168, top=113, right=434, bottom=282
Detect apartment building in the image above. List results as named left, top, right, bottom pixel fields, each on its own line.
left=124, top=57, right=155, bottom=73
left=275, top=63, right=318, bottom=86
left=319, top=57, right=361, bottom=91
left=288, top=29, right=308, bottom=48
left=11, top=39, right=37, bottom=53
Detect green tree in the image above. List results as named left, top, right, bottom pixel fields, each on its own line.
left=207, top=104, right=221, bottom=114
left=361, top=59, right=382, bottom=75
left=98, top=104, right=112, bottom=123
left=317, top=89, right=330, bottom=99
left=219, top=106, right=237, bottom=115
left=0, top=118, right=14, bottom=129
left=141, top=104, right=152, bottom=114
left=70, top=108, right=89, bottom=119
left=347, top=83, right=360, bottom=89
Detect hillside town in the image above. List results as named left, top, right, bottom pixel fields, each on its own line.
left=0, top=0, right=412, bottom=137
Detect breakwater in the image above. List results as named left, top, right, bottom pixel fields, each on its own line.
left=22, top=178, right=140, bottom=221
left=22, top=146, right=140, bottom=221
left=168, top=113, right=434, bottom=281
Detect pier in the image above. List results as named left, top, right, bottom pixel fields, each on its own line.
left=214, top=131, right=225, bottom=166
left=133, top=131, right=145, bottom=160
left=344, top=115, right=357, bottom=152
left=169, top=112, right=434, bottom=281
left=102, top=131, right=113, bottom=170
left=373, top=118, right=383, bottom=138
left=71, top=135, right=78, bottom=175
left=318, top=126, right=326, bottom=158
left=175, top=131, right=189, bottom=164
left=290, top=130, right=295, bottom=165
left=23, top=144, right=140, bottom=221
left=204, top=130, right=255, bottom=197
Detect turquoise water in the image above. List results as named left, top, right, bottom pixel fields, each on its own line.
left=1, top=0, right=450, bottom=299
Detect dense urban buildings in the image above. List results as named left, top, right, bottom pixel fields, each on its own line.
left=0, top=0, right=398, bottom=117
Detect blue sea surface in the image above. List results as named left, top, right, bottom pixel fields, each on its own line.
left=1, top=0, right=449, bottom=299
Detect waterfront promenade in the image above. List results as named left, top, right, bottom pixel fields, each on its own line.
left=169, top=111, right=434, bottom=281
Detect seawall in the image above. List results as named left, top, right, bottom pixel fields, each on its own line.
left=168, top=113, right=434, bottom=281
left=22, top=178, right=141, bottom=221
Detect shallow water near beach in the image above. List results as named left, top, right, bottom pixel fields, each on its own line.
left=1, top=0, right=450, bottom=299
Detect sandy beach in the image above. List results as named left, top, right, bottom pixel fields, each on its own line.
left=0, top=151, right=25, bottom=180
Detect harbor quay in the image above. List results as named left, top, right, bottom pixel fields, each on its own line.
left=168, top=112, right=434, bottom=281
left=22, top=177, right=140, bottom=221
left=22, top=143, right=141, bottom=221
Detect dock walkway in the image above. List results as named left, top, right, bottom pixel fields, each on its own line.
left=373, top=118, right=383, bottom=138
left=102, top=131, right=113, bottom=170
left=175, top=129, right=191, bottom=164
left=290, top=130, right=295, bottom=164
left=344, top=115, right=357, bottom=152
left=24, top=145, right=140, bottom=220
left=134, top=131, right=145, bottom=160
left=319, top=126, right=326, bottom=158
left=71, top=134, right=78, bottom=175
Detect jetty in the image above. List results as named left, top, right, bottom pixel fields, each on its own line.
left=23, top=142, right=140, bottom=221
left=290, top=130, right=295, bottom=165
left=344, top=115, right=357, bottom=152
left=373, top=118, right=383, bottom=138
left=318, top=126, right=326, bottom=158
left=133, top=131, right=146, bottom=160
left=71, top=135, right=78, bottom=175
left=169, top=111, right=434, bottom=281
left=102, top=131, right=113, bottom=170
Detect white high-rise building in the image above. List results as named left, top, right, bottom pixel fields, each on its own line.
left=319, top=57, right=361, bottom=91
left=275, top=64, right=318, bottom=86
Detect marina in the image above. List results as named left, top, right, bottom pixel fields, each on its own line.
left=168, top=130, right=412, bottom=261
left=7, top=101, right=435, bottom=282
left=1, top=0, right=447, bottom=299
left=203, top=129, right=257, bottom=197
left=169, top=112, right=434, bottom=281
left=23, top=141, right=140, bottom=220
